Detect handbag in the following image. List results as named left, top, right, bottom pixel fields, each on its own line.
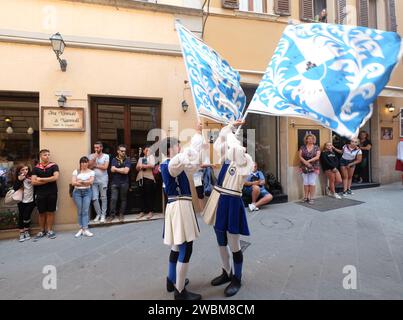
left=152, top=164, right=160, bottom=178
left=302, top=166, right=315, bottom=174
left=202, top=167, right=216, bottom=197
left=5, top=188, right=23, bottom=205
left=69, top=184, right=74, bottom=197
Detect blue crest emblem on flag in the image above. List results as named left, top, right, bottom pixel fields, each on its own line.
left=248, top=23, right=403, bottom=138
left=176, top=22, right=246, bottom=124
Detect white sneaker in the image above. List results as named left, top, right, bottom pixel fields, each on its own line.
left=248, top=203, right=256, bottom=212
left=328, top=192, right=336, bottom=198
left=83, top=229, right=94, bottom=237
left=75, top=229, right=83, bottom=238
left=254, top=206, right=260, bottom=211
left=93, top=215, right=101, bottom=222
left=334, top=193, right=342, bottom=199
left=100, top=216, right=106, bottom=223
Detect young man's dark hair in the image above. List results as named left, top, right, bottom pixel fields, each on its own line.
left=94, top=141, right=103, bottom=148
left=118, top=144, right=127, bottom=150
left=39, top=149, right=50, bottom=155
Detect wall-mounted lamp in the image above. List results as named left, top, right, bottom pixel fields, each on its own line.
left=50, top=32, right=67, bottom=72
left=58, top=95, right=67, bottom=108
left=181, top=100, right=189, bottom=113
left=4, top=117, right=13, bottom=134
left=386, top=103, right=395, bottom=113
left=290, top=119, right=296, bottom=128
left=182, top=80, right=191, bottom=113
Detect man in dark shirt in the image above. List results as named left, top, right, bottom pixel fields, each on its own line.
left=355, top=131, right=372, bottom=183
left=31, top=149, right=60, bottom=240
left=109, top=145, right=131, bottom=222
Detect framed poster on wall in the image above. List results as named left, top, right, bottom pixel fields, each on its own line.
left=381, top=127, right=393, bottom=140
left=41, top=107, right=85, bottom=131
left=297, top=129, right=320, bottom=150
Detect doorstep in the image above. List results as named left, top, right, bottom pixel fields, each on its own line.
left=335, top=182, right=380, bottom=193
left=88, top=213, right=164, bottom=228
left=242, top=193, right=288, bottom=207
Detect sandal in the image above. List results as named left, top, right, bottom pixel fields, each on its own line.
left=308, top=199, right=315, bottom=204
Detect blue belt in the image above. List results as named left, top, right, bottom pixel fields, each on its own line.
left=214, top=185, right=242, bottom=197
left=167, top=195, right=192, bottom=203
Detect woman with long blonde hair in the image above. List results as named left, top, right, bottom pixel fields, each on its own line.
left=320, top=142, right=342, bottom=199
left=333, top=138, right=362, bottom=196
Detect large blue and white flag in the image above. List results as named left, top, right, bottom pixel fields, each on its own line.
left=176, top=22, right=246, bottom=124
left=248, top=23, right=403, bottom=138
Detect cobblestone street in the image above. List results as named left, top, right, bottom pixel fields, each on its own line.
left=1, top=183, right=402, bottom=300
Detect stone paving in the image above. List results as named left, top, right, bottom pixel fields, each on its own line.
left=1, top=183, right=402, bottom=300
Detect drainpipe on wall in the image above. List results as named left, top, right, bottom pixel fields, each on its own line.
left=201, top=0, right=211, bottom=39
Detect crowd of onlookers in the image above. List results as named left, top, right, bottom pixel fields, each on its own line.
left=7, top=141, right=158, bottom=242
left=298, top=131, right=372, bottom=204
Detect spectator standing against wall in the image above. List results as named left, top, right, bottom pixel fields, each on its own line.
left=31, top=149, right=59, bottom=240
left=333, top=139, right=362, bottom=196
left=109, top=145, right=131, bottom=222
left=320, top=142, right=342, bottom=199
left=299, top=134, right=321, bottom=204
left=88, top=141, right=109, bottom=223
left=136, top=145, right=156, bottom=220
left=72, top=156, right=95, bottom=237
left=13, top=164, right=35, bottom=242
left=355, top=131, right=372, bottom=183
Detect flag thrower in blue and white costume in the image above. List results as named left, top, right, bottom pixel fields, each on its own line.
left=176, top=21, right=252, bottom=298
left=160, top=131, right=206, bottom=300
left=247, top=23, right=403, bottom=139
left=201, top=120, right=254, bottom=297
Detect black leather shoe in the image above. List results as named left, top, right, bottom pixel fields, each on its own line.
left=211, top=269, right=232, bottom=286
left=224, top=276, right=241, bottom=297
left=174, top=288, right=202, bottom=300
left=166, top=277, right=189, bottom=292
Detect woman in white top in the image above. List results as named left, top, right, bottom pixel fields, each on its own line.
left=136, top=145, right=156, bottom=220
left=334, top=138, right=362, bottom=196
left=13, top=164, right=35, bottom=242
left=71, top=157, right=95, bottom=237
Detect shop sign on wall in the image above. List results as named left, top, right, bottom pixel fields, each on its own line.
left=41, top=107, right=85, bottom=131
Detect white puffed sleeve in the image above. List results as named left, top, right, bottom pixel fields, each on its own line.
left=214, top=124, right=236, bottom=161
left=168, top=133, right=203, bottom=177
left=214, top=123, right=253, bottom=175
